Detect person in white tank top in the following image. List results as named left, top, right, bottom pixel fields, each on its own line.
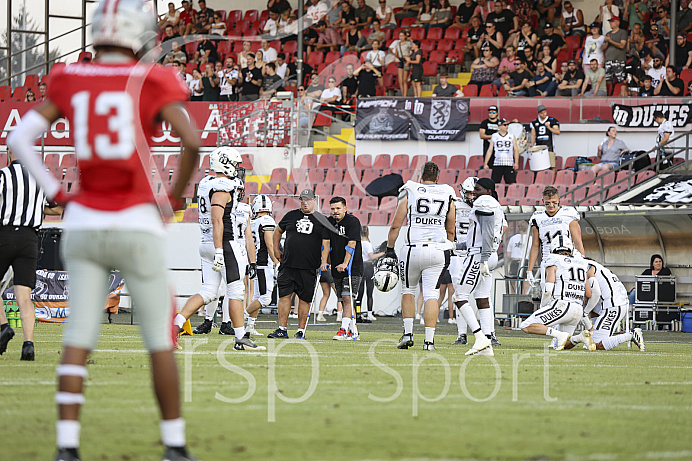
left=386, top=161, right=456, bottom=351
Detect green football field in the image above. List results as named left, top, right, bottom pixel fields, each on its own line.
left=2, top=316, right=691, bottom=461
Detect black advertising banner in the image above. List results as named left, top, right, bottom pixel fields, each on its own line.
left=410, top=98, right=469, bottom=141
left=355, top=98, right=411, bottom=140
left=612, top=104, right=692, bottom=128
left=621, top=175, right=692, bottom=204
left=355, top=98, right=470, bottom=141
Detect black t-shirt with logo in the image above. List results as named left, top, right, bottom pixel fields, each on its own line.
left=480, top=117, right=500, bottom=154
left=241, top=67, right=263, bottom=96
left=326, top=213, right=363, bottom=278
left=279, top=210, right=329, bottom=270
left=541, top=33, right=565, bottom=55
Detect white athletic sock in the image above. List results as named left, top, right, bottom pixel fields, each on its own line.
left=479, top=308, right=494, bottom=336
left=297, top=328, right=305, bottom=335
left=204, top=301, right=215, bottom=320
left=160, top=418, right=186, bottom=448
left=279, top=326, right=287, bottom=331
left=222, top=303, right=231, bottom=323
left=545, top=327, right=564, bottom=338
left=56, top=420, right=81, bottom=449
left=403, top=318, right=414, bottom=335
left=247, top=317, right=256, bottom=328
left=341, top=317, right=351, bottom=331
left=424, top=327, right=435, bottom=343
left=570, top=332, right=583, bottom=345
left=459, top=304, right=481, bottom=332
left=602, top=332, right=632, bottom=350
left=234, top=326, right=246, bottom=340
left=456, top=307, right=467, bottom=335
left=173, top=314, right=186, bottom=329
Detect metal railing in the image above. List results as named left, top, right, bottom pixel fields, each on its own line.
left=562, top=129, right=692, bottom=206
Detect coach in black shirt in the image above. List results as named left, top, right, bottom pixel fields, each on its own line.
left=270, top=188, right=329, bottom=339
left=322, top=197, right=363, bottom=339
left=0, top=149, right=61, bottom=360
left=479, top=105, right=500, bottom=161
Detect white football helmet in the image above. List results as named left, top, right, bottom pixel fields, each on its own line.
left=461, top=176, right=478, bottom=206
left=92, top=0, right=158, bottom=59
left=373, top=257, right=400, bottom=292
left=550, top=235, right=574, bottom=255
left=252, top=194, right=273, bottom=215
left=210, top=147, right=243, bottom=178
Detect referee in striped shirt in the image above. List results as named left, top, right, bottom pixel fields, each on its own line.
left=0, top=148, right=62, bottom=360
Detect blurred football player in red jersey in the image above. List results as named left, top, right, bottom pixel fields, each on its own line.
left=7, top=0, right=201, bottom=460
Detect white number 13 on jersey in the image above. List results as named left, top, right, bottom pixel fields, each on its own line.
left=71, top=91, right=135, bottom=159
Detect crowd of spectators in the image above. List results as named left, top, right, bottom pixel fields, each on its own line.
left=153, top=0, right=692, bottom=101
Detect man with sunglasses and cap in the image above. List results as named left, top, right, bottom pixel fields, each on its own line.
left=269, top=189, right=331, bottom=339
left=479, top=106, right=500, bottom=164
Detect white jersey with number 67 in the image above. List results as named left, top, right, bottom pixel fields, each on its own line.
left=401, top=180, right=456, bottom=245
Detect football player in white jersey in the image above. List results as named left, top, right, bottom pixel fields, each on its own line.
left=450, top=177, right=474, bottom=345
left=483, top=118, right=520, bottom=185
left=174, top=147, right=242, bottom=336
left=245, top=195, right=279, bottom=336
left=527, top=185, right=585, bottom=288
left=566, top=258, right=645, bottom=351
left=386, top=161, right=456, bottom=351
left=453, top=178, right=505, bottom=356
left=520, top=235, right=592, bottom=350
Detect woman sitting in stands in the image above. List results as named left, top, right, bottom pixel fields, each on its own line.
left=629, top=254, right=673, bottom=306
left=592, top=126, right=629, bottom=174
left=468, top=46, right=499, bottom=87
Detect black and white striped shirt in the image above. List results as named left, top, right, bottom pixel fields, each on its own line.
left=0, top=161, right=47, bottom=229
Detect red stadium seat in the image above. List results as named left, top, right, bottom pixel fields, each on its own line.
left=436, top=39, right=454, bottom=52
left=373, top=154, right=391, bottom=169
left=636, top=170, right=655, bottom=184
left=360, top=196, right=378, bottom=210
left=317, top=153, right=336, bottom=169
left=182, top=207, right=199, bottom=222
left=269, top=168, right=288, bottom=183
left=307, top=51, right=324, bottom=67
left=565, top=35, right=582, bottom=51
left=355, top=154, right=372, bottom=168
left=479, top=84, right=496, bottom=96
left=410, top=27, right=425, bottom=41
left=423, top=62, right=438, bottom=77
left=325, top=51, right=340, bottom=65
left=300, top=153, right=318, bottom=169
left=24, top=74, right=39, bottom=87
left=575, top=170, right=595, bottom=185
left=430, top=155, right=447, bottom=169
left=506, top=183, right=526, bottom=198
left=361, top=169, right=381, bottom=184
left=427, top=27, right=443, bottom=40
left=401, top=17, right=416, bottom=27
left=315, top=182, right=334, bottom=197
left=228, top=10, right=243, bottom=23
left=336, top=154, right=354, bottom=169
left=0, top=86, right=11, bottom=102
left=380, top=196, right=397, bottom=210
left=352, top=210, right=369, bottom=223
left=391, top=154, right=409, bottom=169
left=333, top=183, right=352, bottom=196
left=308, top=168, right=326, bottom=183
left=325, top=168, right=344, bottom=183
left=526, top=184, right=543, bottom=200
left=534, top=170, right=553, bottom=185
left=245, top=181, right=259, bottom=197
left=438, top=169, right=457, bottom=184
left=462, top=84, right=478, bottom=96
left=444, top=28, right=460, bottom=40
left=448, top=155, right=466, bottom=170
left=244, top=9, right=259, bottom=22
left=429, top=50, right=446, bottom=64
left=369, top=210, right=390, bottom=225
left=477, top=168, right=491, bottom=179
left=467, top=155, right=484, bottom=171
left=420, top=39, right=436, bottom=53
left=553, top=169, right=574, bottom=185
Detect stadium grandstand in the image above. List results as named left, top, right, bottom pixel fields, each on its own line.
left=1, top=0, right=691, bottom=321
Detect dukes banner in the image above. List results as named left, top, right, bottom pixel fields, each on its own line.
left=355, top=97, right=469, bottom=142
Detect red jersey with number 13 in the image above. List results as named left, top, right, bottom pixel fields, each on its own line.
left=47, top=61, right=189, bottom=211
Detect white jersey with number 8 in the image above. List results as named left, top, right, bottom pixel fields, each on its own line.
left=401, top=180, right=456, bottom=245
left=197, top=175, right=239, bottom=244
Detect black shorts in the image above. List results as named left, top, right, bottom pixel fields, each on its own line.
left=0, top=226, right=38, bottom=288
left=334, top=275, right=362, bottom=299
left=411, top=66, right=423, bottom=82
left=320, top=269, right=334, bottom=284
left=278, top=266, right=319, bottom=302
left=436, top=268, right=452, bottom=287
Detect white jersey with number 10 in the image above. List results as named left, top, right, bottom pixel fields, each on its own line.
left=401, top=180, right=456, bottom=245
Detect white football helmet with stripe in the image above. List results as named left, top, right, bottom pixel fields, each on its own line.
left=92, top=0, right=158, bottom=59
left=373, top=257, right=399, bottom=292
left=550, top=235, right=574, bottom=255
left=252, top=194, right=273, bottom=215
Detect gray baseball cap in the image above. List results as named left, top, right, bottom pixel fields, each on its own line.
left=300, top=188, right=316, bottom=201
left=537, top=104, right=547, bottom=113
